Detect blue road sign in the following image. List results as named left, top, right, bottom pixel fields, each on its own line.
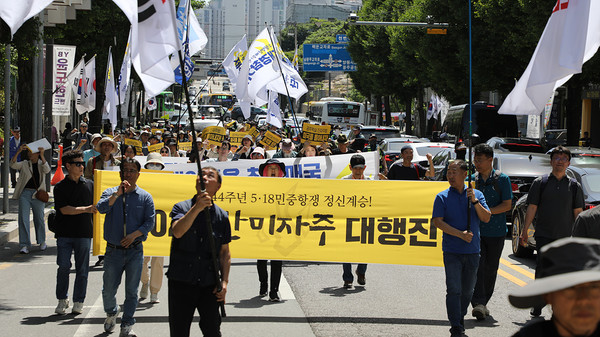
left=302, top=44, right=357, bottom=72
left=336, top=34, right=348, bottom=43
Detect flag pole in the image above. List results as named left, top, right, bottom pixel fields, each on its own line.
left=172, top=0, right=226, bottom=318
left=265, top=25, right=301, bottom=130
left=467, top=0, right=473, bottom=232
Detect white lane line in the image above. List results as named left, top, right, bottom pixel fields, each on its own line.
left=73, top=293, right=105, bottom=337
left=279, top=273, right=295, bottom=300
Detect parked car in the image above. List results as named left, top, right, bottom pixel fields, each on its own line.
left=197, top=105, right=228, bottom=119
left=170, top=112, right=189, bottom=129
left=540, top=129, right=567, bottom=151
left=357, top=126, right=402, bottom=143
left=230, top=106, right=265, bottom=122
left=511, top=161, right=600, bottom=257
left=486, top=137, right=544, bottom=153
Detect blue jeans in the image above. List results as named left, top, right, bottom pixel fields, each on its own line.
left=56, top=237, right=92, bottom=302
left=102, top=244, right=143, bottom=327
left=342, top=263, right=367, bottom=282
left=18, top=188, right=46, bottom=248
left=443, top=252, right=479, bottom=330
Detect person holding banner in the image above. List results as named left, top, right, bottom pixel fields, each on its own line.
left=167, top=167, right=231, bottom=336
left=256, top=159, right=286, bottom=301
left=233, top=135, right=255, bottom=160
left=97, top=158, right=155, bottom=337
left=272, top=138, right=297, bottom=158
left=298, top=142, right=318, bottom=157
left=432, top=160, right=491, bottom=337
left=340, top=154, right=372, bottom=288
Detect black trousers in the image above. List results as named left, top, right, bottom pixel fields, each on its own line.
left=257, top=260, right=282, bottom=292
left=471, top=236, right=505, bottom=306
left=168, top=279, right=221, bottom=337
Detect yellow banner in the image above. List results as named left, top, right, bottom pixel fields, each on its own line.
left=178, top=141, right=192, bottom=152
left=301, top=123, right=331, bottom=145
left=201, top=126, right=226, bottom=146
left=151, top=128, right=165, bottom=135
left=259, top=131, right=282, bottom=150
left=124, top=138, right=143, bottom=155
left=93, top=171, right=448, bottom=266
left=148, top=142, right=164, bottom=153
left=247, top=126, right=259, bottom=141
left=229, top=132, right=248, bottom=147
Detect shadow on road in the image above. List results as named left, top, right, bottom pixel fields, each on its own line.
left=319, top=285, right=366, bottom=297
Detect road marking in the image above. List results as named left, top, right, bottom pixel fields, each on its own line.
left=500, top=258, right=535, bottom=279
left=73, top=293, right=104, bottom=337
left=498, top=269, right=528, bottom=287
left=0, top=263, right=12, bottom=270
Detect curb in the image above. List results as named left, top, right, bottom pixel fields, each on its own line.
left=0, top=207, right=54, bottom=246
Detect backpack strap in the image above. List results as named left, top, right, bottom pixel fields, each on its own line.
left=413, top=163, right=420, bottom=179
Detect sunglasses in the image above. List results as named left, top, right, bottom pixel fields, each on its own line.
left=160, top=150, right=169, bottom=154
left=70, top=161, right=85, bottom=167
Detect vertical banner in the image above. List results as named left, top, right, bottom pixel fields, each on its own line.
left=301, top=123, right=332, bottom=145
left=52, top=45, right=77, bottom=116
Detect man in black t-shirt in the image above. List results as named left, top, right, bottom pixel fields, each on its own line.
left=53, top=150, right=97, bottom=315
left=387, top=145, right=434, bottom=180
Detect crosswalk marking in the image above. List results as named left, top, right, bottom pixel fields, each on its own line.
left=500, top=258, right=535, bottom=279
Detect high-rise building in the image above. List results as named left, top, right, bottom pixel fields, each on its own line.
left=286, top=0, right=362, bottom=24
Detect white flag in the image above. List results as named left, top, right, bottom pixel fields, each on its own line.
left=117, top=28, right=133, bottom=105
left=0, top=0, right=53, bottom=38
left=76, top=60, right=88, bottom=115
left=267, top=91, right=283, bottom=129
left=499, top=0, right=600, bottom=115
left=236, top=27, right=282, bottom=117
left=434, top=95, right=443, bottom=120
left=187, top=5, right=208, bottom=56
left=266, top=28, right=308, bottom=100
left=223, top=35, right=248, bottom=94
left=113, top=0, right=180, bottom=97
left=426, top=94, right=436, bottom=120
left=103, top=48, right=118, bottom=131
left=83, top=56, right=96, bottom=112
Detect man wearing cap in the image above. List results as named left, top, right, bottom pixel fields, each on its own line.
left=510, top=237, right=600, bottom=337
left=340, top=154, right=372, bottom=288
left=331, top=135, right=356, bottom=155
left=573, top=205, right=600, bottom=239
left=272, top=139, right=297, bottom=158
left=83, top=133, right=102, bottom=164
left=521, top=146, right=584, bottom=317
left=69, top=122, right=93, bottom=151
left=255, top=159, right=287, bottom=301
left=349, top=125, right=367, bottom=151
left=84, top=137, right=121, bottom=181
left=9, top=127, right=22, bottom=188
left=250, top=147, right=266, bottom=160
left=432, top=160, right=490, bottom=337
left=387, top=145, right=434, bottom=180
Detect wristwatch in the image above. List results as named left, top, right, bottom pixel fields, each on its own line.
left=472, top=199, right=480, bottom=205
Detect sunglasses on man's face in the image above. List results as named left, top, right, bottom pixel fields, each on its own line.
left=160, top=150, right=169, bottom=154
left=70, top=161, right=85, bottom=167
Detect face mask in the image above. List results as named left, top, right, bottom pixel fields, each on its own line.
left=334, top=129, right=341, bottom=136
left=146, top=163, right=162, bottom=170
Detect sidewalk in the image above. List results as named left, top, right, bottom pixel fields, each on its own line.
left=0, top=186, right=55, bottom=246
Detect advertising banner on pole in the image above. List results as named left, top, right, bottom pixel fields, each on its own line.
left=52, top=45, right=76, bottom=116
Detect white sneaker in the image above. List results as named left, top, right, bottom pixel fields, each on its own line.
left=139, top=283, right=149, bottom=300
left=55, top=299, right=69, bottom=315
left=119, top=324, right=136, bottom=337
left=19, top=247, right=29, bottom=254
left=104, top=307, right=120, bottom=332
left=150, top=293, right=160, bottom=304
left=40, top=242, right=47, bottom=251
left=72, top=302, right=84, bottom=314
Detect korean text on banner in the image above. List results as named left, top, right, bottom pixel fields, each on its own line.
left=229, top=132, right=249, bottom=146
left=301, top=123, right=331, bottom=145
left=93, top=170, right=447, bottom=267
left=148, top=143, right=164, bottom=153
left=259, top=131, right=282, bottom=150
left=52, top=45, right=77, bottom=116
left=124, top=138, right=143, bottom=155
left=178, top=141, right=192, bottom=152
left=201, top=126, right=226, bottom=146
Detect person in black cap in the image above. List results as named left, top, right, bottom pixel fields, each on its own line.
left=331, top=135, right=355, bottom=155
left=387, top=145, right=434, bottom=180
left=256, top=159, right=286, bottom=301
left=510, top=237, right=600, bottom=337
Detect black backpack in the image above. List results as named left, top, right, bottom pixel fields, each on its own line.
left=47, top=209, right=57, bottom=233
left=474, top=170, right=503, bottom=201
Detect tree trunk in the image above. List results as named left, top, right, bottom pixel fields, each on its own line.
left=566, top=75, right=583, bottom=146
left=16, top=56, right=34, bottom=143
left=405, top=98, right=412, bottom=135
left=384, top=95, right=391, bottom=126
left=417, top=86, right=426, bottom=137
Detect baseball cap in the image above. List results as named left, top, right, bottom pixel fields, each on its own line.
left=350, top=154, right=366, bottom=168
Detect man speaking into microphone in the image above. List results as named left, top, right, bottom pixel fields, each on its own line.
left=97, top=158, right=155, bottom=337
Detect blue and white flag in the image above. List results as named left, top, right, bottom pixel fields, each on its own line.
left=266, top=28, right=308, bottom=101
left=223, top=35, right=248, bottom=93
left=267, top=90, right=283, bottom=128
left=172, top=0, right=208, bottom=84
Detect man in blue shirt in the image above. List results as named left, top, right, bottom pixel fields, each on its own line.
left=9, top=127, right=21, bottom=188
left=470, top=144, right=513, bottom=321
left=97, top=158, right=155, bottom=337
left=432, top=160, right=491, bottom=337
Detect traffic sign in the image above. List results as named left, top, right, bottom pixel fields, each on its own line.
left=336, top=34, right=348, bottom=43
left=302, top=44, right=357, bottom=72
left=427, top=28, right=447, bottom=35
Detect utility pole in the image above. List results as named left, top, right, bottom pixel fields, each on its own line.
left=3, top=46, right=11, bottom=213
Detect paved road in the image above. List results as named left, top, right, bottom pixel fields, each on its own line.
left=1, top=227, right=545, bottom=337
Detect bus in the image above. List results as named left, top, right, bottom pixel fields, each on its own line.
left=307, top=97, right=366, bottom=129
left=199, top=93, right=234, bottom=109
left=155, top=91, right=175, bottom=117
left=443, top=102, right=517, bottom=143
